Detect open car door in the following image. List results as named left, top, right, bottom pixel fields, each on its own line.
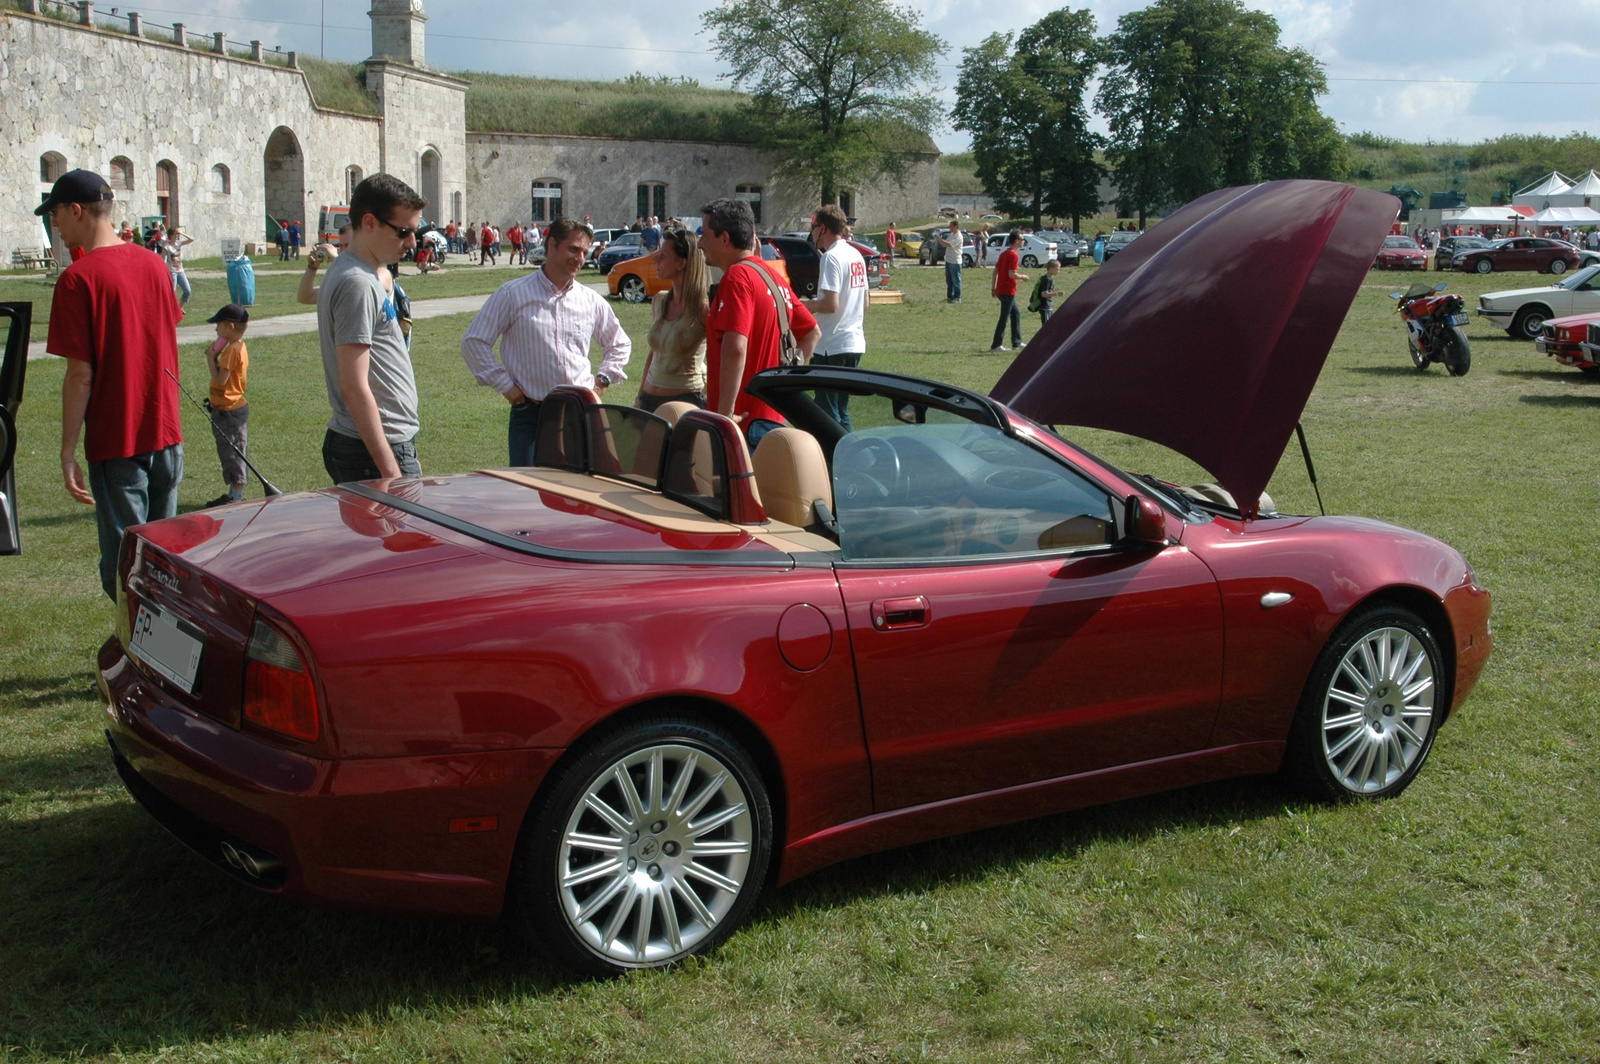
left=0, top=302, right=30, bottom=555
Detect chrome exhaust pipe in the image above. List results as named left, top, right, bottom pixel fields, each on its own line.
left=219, top=839, right=283, bottom=879
left=219, top=841, right=244, bottom=869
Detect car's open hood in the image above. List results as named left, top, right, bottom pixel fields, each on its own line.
left=992, top=180, right=1397, bottom=514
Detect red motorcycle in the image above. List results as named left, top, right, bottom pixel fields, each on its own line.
left=1391, top=281, right=1471, bottom=376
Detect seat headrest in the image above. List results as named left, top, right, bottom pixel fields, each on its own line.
left=751, top=427, right=832, bottom=529
left=653, top=401, right=699, bottom=427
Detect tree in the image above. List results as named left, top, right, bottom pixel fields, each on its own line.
left=1096, top=0, right=1347, bottom=226
left=703, top=0, right=944, bottom=207
left=951, top=9, right=1104, bottom=231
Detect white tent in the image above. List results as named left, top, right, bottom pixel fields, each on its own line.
left=1524, top=206, right=1600, bottom=226
left=1448, top=206, right=1522, bottom=225
left=1513, top=171, right=1574, bottom=206
left=1548, top=170, right=1600, bottom=207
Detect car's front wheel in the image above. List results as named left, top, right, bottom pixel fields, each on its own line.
left=619, top=274, right=648, bottom=304
left=1021, top=255, right=1038, bottom=268
left=1282, top=604, right=1445, bottom=802
left=1511, top=306, right=1549, bottom=341
left=509, top=716, right=773, bottom=976
left=1475, top=258, right=1494, bottom=274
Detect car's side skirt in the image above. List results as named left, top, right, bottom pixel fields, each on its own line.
left=775, top=742, right=1284, bottom=885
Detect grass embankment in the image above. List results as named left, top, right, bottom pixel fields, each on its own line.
left=461, top=74, right=760, bottom=142
left=2, top=263, right=1598, bottom=1061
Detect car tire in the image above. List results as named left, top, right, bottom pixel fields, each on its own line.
left=1582, top=365, right=1600, bottom=378
left=619, top=274, right=648, bottom=304
left=1443, top=326, right=1471, bottom=376
left=963, top=253, right=975, bottom=268
left=1550, top=259, right=1567, bottom=275
left=507, top=715, right=773, bottom=976
left=918, top=246, right=930, bottom=266
left=1475, top=259, right=1494, bottom=274
left=1021, top=255, right=1038, bottom=268
left=1282, top=604, right=1446, bottom=802
left=1511, top=306, right=1549, bottom=341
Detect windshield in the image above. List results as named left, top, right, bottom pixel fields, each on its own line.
left=1383, top=237, right=1419, bottom=248
left=1557, top=264, right=1600, bottom=290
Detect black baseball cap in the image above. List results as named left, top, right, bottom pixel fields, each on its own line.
left=206, top=304, right=250, bottom=324
left=34, top=169, right=115, bottom=216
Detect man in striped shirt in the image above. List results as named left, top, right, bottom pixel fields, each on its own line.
left=460, top=217, right=633, bottom=466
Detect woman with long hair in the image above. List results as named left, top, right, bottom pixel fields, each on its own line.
left=635, top=227, right=709, bottom=413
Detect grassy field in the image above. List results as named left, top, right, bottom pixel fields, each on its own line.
left=2, top=262, right=1598, bottom=1062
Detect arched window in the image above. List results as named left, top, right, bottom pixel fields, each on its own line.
left=109, top=156, right=135, bottom=190
left=531, top=179, right=564, bottom=223
left=40, top=152, right=68, bottom=184
left=345, top=165, right=363, bottom=202
left=209, top=164, right=231, bottom=195
left=636, top=181, right=667, bottom=221
left=736, top=183, right=763, bottom=226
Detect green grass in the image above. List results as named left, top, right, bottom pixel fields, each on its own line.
left=3, top=263, right=1599, bottom=1061
left=297, top=57, right=379, bottom=117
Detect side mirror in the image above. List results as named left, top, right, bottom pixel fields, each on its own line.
left=1119, top=494, right=1167, bottom=549
left=1434, top=282, right=1447, bottom=293
left=1388, top=291, right=1403, bottom=300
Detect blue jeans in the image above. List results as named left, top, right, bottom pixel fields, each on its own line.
left=322, top=429, right=420, bottom=483
left=88, top=444, right=183, bottom=601
left=746, top=418, right=783, bottom=452
left=170, top=268, right=191, bottom=305
left=508, top=400, right=542, bottom=466
left=945, top=260, right=962, bottom=301
left=992, top=295, right=1022, bottom=349
left=810, top=352, right=863, bottom=432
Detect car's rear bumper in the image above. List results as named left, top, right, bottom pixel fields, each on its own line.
left=99, top=636, right=560, bottom=921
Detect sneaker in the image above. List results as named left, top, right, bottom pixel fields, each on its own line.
left=204, top=493, right=235, bottom=508
left=990, top=345, right=1010, bottom=352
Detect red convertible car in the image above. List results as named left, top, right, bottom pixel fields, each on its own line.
left=1452, top=237, right=1582, bottom=275
left=1534, top=311, right=1600, bottom=376
left=100, top=181, right=1492, bottom=976
left=1372, top=235, right=1428, bottom=270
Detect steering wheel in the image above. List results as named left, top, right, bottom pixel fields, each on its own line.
left=834, top=436, right=902, bottom=502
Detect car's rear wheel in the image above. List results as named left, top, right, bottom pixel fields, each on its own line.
left=1443, top=326, right=1471, bottom=376
left=1282, top=605, right=1444, bottom=802
left=619, top=274, right=648, bottom=304
left=1550, top=258, right=1567, bottom=275
left=1511, top=306, right=1549, bottom=341
left=1475, top=258, right=1494, bottom=274
left=509, top=716, right=772, bottom=976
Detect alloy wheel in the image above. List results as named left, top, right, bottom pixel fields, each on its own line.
left=1319, top=626, right=1435, bottom=795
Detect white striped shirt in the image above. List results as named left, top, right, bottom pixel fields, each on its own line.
left=459, top=268, right=632, bottom=399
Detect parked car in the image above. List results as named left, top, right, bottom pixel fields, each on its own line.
left=1037, top=230, right=1083, bottom=266
left=847, top=237, right=891, bottom=284
left=894, top=232, right=924, bottom=258
left=918, top=232, right=977, bottom=267
left=1452, top=237, right=1582, bottom=275
left=1534, top=311, right=1600, bottom=376
left=97, top=180, right=1492, bottom=979
left=586, top=227, right=630, bottom=266
left=597, top=232, right=645, bottom=275
left=1102, top=231, right=1140, bottom=260
left=1434, top=235, right=1491, bottom=271
left=1373, top=235, right=1428, bottom=271
left=987, top=232, right=1059, bottom=269
left=760, top=236, right=822, bottom=297
left=1475, top=264, right=1600, bottom=339
left=606, top=251, right=669, bottom=304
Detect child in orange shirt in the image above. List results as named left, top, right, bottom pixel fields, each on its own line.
left=202, top=304, right=251, bottom=506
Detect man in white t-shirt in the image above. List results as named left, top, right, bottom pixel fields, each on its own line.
left=802, top=204, right=868, bottom=431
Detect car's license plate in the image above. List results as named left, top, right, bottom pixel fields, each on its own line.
left=1448, top=313, right=1469, bottom=326
left=130, top=602, right=204, bottom=693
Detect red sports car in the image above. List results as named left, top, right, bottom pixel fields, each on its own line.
left=1534, top=311, right=1600, bottom=376
left=1452, top=237, right=1582, bottom=275
left=1373, top=235, right=1428, bottom=270
left=100, top=181, right=1492, bottom=976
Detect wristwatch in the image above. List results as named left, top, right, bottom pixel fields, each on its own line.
left=595, top=372, right=613, bottom=388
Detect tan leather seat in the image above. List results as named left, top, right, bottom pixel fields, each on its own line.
left=752, top=427, right=831, bottom=528
left=653, top=401, right=699, bottom=427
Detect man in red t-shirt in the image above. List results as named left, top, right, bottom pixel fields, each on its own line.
left=40, top=170, right=184, bottom=599
left=990, top=231, right=1029, bottom=352
left=699, top=198, right=820, bottom=450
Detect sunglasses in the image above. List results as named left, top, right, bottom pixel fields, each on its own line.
left=378, top=218, right=417, bottom=240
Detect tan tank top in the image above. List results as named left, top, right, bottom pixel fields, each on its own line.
left=645, top=291, right=707, bottom=393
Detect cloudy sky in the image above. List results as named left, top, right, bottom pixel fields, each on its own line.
left=160, top=0, right=1599, bottom=152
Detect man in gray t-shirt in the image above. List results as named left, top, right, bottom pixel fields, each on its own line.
left=317, top=174, right=427, bottom=483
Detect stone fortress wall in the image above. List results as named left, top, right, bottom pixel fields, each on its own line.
left=2, top=9, right=383, bottom=258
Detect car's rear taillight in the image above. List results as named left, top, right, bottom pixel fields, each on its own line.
left=243, top=618, right=320, bottom=742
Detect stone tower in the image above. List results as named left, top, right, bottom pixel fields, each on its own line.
left=370, top=0, right=427, bottom=66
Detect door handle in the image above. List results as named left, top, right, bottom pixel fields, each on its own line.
left=871, top=596, right=930, bottom=630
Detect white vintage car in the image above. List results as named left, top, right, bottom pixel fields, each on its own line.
left=1476, top=264, right=1600, bottom=340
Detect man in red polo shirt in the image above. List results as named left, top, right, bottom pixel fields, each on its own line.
left=41, top=170, right=184, bottom=599
left=699, top=198, right=820, bottom=450
left=990, top=230, right=1029, bottom=352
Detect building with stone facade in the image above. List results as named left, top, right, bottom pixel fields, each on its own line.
left=2, top=0, right=937, bottom=261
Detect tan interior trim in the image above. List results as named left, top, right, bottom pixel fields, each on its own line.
left=479, top=468, right=749, bottom=533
